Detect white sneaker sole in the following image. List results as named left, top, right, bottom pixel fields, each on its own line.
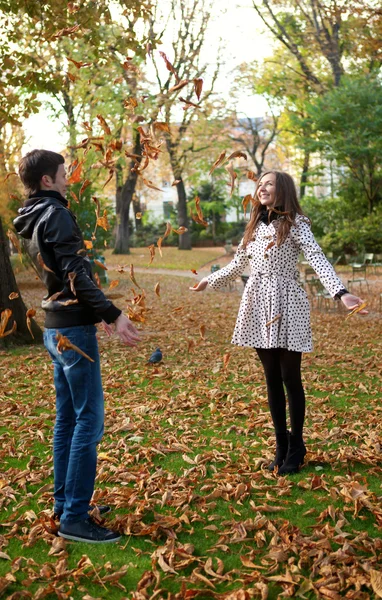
left=58, top=531, right=121, bottom=543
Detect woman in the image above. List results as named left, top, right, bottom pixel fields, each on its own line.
left=190, top=171, right=366, bottom=474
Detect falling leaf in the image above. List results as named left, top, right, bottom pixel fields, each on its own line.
left=52, top=25, right=81, bottom=40
left=56, top=332, right=94, bottom=362
left=209, top=151, right=226, bottom=175
left=154, top=122, right=170, bottom=134
left=57, top=299, right=79, bottom=306
left=159, top=51, right=179, bottom=81
left=129, top=264, right=142, bottom=290
left=3, top=172, right=17, bottom=182
left=136, top=212, right=142, bottom=219
left=97, top=209, right=109, bottom=231
left=179, top=97, right=200, bottom=109
left=8, top=292, right=19, bottom=300
left=79, top=179, right=91, bottom=196
left=266, top=314, right=281, bottom=327
left=264, top=241, right=276, bottom=257
left=247, top=170, right=258, bottom=181
left=93, top=260, right=108, bottom=271
left=84, top=240, right=93, bottom=250
left=26, top=308, right=36, bottom=339
left=191, top=269, right=198, bottom=275
left=142, top=178, right=163, bottom=192
left=68, top=272, right=77, bottom=296
left=199, top=324, right=206, bottom=340
left=37, top=253, right=55, bottom=273
left=172, top=226, right=188, bottom=235
left=102, top=169, right=115, bottom=190
left=227, top=150, right=247, bottom=161
left=193, top=78, right=203, bottom=100
left=68, top=161, right=84, bottom=184
left=168, top=79, right=189, bottom=93
left=191, top=196, right=208, bottom=227
left=70, top=190, right=79, bottom=204
left=242, top=194, right=253, bottom=218
left=6, top=229, right=22, bottom=259
left=225, top=162, right=237, bottom=196
left=96, top=114, right=111, bottom=135
left=155, top=283, right=160, bottom=297
left=0, top=309, right=17, bottom=338
left=148, top=244, right=155, bottom=266
left=108, top=280, right=119, bottom=291
left=172, top=180, right=181, bottom=186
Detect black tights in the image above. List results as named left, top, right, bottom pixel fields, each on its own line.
left=256, top=348, right=305, bottom=437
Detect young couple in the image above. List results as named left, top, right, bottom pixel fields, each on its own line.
left=15, top=150, right=365, bottom=544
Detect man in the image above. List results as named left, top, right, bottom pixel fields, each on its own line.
left=14, top=149, right=140, bottom=543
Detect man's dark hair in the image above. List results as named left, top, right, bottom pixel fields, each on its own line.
left=19, top=150, right=65, bottom=195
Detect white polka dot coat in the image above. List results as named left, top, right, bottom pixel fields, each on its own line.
left=207, top=215, right=345, bottom=352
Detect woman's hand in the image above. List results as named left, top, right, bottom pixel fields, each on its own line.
left=189, top=277, right=209, bottom=292
left=341, top=293, right=368, bottom=314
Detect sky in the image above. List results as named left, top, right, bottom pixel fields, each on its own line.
left=22, top=1, right=272, bottom=153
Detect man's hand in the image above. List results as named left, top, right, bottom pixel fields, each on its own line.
left=189, top=277, right=209, bottom=292
left=341, top=293, right=368, bottom=314
left=114, top=314, right=141, bottom=346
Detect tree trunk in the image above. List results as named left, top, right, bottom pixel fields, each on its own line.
left=300, top=149, right=310, bottom=199
left=0, top=217, right=43, bottom=346
left=174, top=177, right=191, bottom=250
left=113, top=128, right=141, bottom=254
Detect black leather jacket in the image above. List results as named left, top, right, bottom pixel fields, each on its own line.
left=14, top=191, right=121, bottom=328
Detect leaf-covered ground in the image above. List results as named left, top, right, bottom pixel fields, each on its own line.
left=1, top=267, right=382, bottom=600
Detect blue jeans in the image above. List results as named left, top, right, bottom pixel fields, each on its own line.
left=43, top=325, right=104, bottom=525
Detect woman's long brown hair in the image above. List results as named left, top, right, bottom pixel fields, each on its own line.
left=242, top=170, right=306, bottom=248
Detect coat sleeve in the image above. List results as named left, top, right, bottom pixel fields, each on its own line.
left=290, top=216, right=346, bottom=298
left=206, top=241, right=249, bottom=290
left=43, top=207, right=121, bottom=323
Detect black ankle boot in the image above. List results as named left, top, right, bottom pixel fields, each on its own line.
left=278, top=434, right=306, bottom=475
left=267, top=431, right=289, bottom=471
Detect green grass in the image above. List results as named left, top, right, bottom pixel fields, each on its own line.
left=0, top=270, right=381, bottom=598
left=104, top=246, right=227, bottom=270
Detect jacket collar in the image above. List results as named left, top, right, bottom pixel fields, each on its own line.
left=24, top=190, right=68, bottom=208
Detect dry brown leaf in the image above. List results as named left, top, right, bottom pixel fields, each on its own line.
left=136, top=212, right=142, bottom=219
left=96, top=114, right=111, bottom=135
left=199, top=324, right=206, bottom=340
left=194, top=78, right=203, bottom=100
left=159, top=51, right=179, bottom=81
left=37, top=253, right=55, bottom=273
left=0, top=309, right=16, bottom=338
left=225, top=162, right=237, bottom=197
left=371, top=570, right=382, bottom=598
left=226, top=150, right=247, bottom=161
left=148, top=244, right=155, bottom=266
left=172, top=226, right=188, bottom=235
left=93, top=259, right=108, bottom=271
left=209, top=151, right=226, bottom=175
left=129, top=264, right=142, bottom=290
left=53, top=25, right=81, bottom=39
left=56, top=332, right=94, bottom=362
left=26, top=308, right=36, bottom=339
left=223, top=353, right=231, bottom=370
left=168, top=79, right=189, bottom=93
left=79, top=179, right=91, bottom=196
left=84, top=240, right=93, bottom=250
left=8, top=292, right=19, bottom=300
left=142, top=178, right=163, bottom=192
left=6, top=229, right=22, bottom=259
left=242, top=194, right=253, bottom=219
left=108, top=280, right=119, bottom=291
left=67, top=161, right=84, bottom=184
left=68, top=272, right=77, bottom=296
left=345, top=302, right=368, bottom=321
left=155, top=283, right=160, bottom=297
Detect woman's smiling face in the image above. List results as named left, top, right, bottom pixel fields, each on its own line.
left=257, top=172, right=276, bottom=208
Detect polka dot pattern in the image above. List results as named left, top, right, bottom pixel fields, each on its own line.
left=207, top=215, right=345, bottom=353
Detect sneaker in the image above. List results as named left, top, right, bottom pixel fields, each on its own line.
left=53, top=505, right=111, bottom=521
left=58, top=517, right=121, bottom=543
